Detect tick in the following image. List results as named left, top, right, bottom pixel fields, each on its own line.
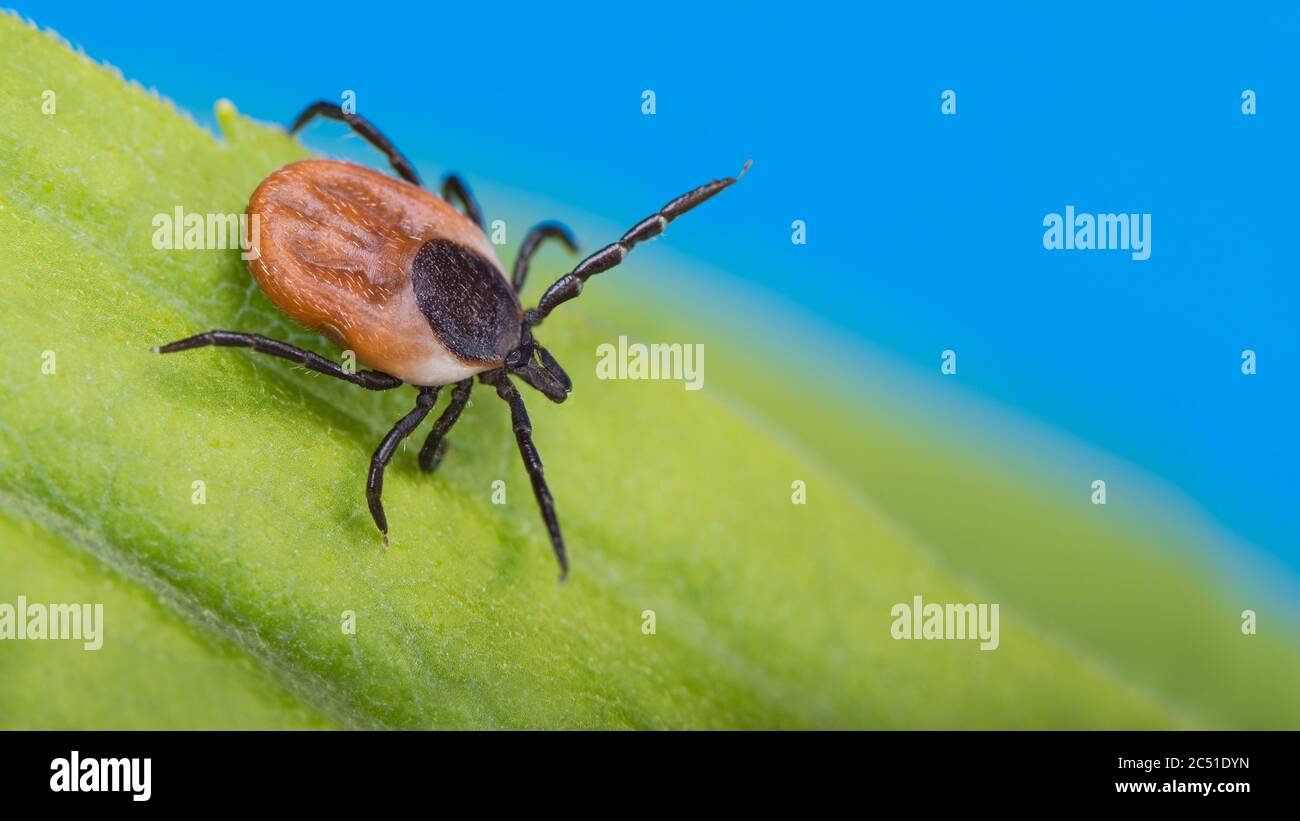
left=154, top=101, right=747, bottom=579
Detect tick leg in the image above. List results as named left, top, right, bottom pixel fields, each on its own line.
left=418, top=378, right=473, bottom=473
left=289, top=101, right=421, bottom=186
left=526, top=161, right=750, bottom=327
left=512, top=222, right=579, bottom=293
left=440, top=175, right=485, bottom=230
left=367, top=387, right=440, bottom=543
left=491, top=374, right=568, bottom=580
left=153, top=331, right=403, bottom=390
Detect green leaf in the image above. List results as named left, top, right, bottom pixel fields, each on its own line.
left=0, top=506, right=332, bottom=728
left=2, top=13, right=1296, bottom=728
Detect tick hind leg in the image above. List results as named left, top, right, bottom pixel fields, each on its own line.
left=290, top=101, right=485, bottom=230
left=419, top=378, right=473, bottom=473
left=289, top=101, right=422, bottom=186
left=367, top=387, right=440, bottom=544
left=488, top=372, right=569, bottom=580
left=153, top=331, right=403, bottom=390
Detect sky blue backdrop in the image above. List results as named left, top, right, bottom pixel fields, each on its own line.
left=18, top=2, right=1297, bottom=571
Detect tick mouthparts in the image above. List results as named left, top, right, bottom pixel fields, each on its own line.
left=505, top=346, right=529, bottom=369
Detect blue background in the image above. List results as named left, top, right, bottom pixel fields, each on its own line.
left=17, top=2, right=1298, bottom=570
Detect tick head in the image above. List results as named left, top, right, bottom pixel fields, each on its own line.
left=505, top=338, right=571, bottom=403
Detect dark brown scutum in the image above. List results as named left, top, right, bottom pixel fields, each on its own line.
left=411, top=239, right=521, bottom=365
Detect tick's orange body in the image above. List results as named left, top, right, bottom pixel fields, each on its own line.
left=250, top=159, right=519, bottom=386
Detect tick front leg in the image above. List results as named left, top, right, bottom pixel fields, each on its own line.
left=526, top=161, right=749, bottom=327
left=491, top=374, right=569, bottom=580
left=153, top=330, right=403, bottom=390
left=367, top=387, right=439, bottom=544
left=419, top=378, right=473, bottom=473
